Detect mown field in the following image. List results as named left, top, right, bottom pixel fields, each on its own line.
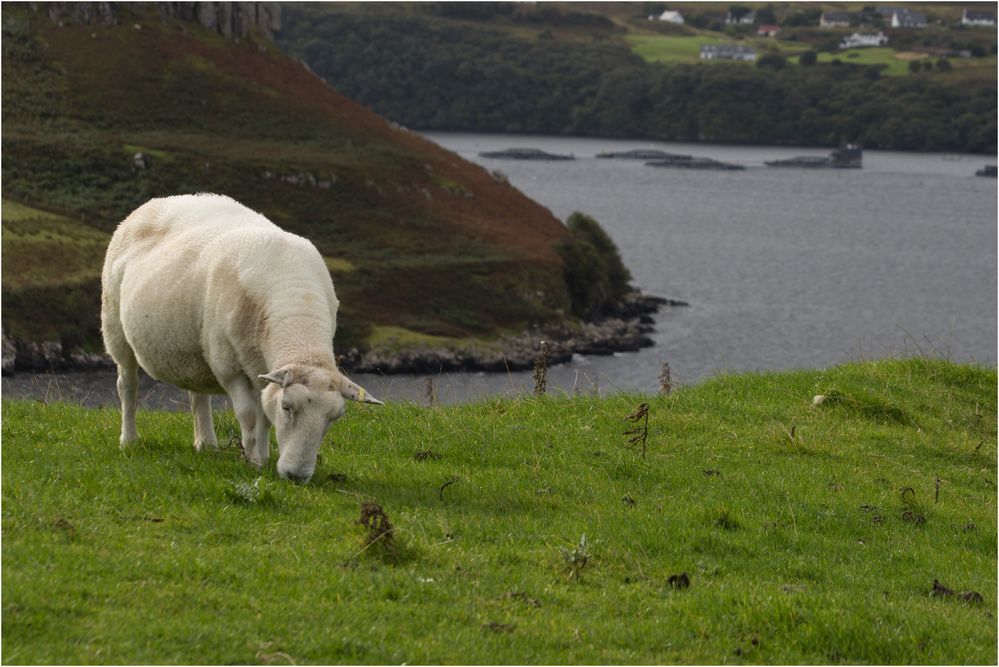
left=626, top=33, right=810, bottom=65
left=3, top=359, right=996, bottom=664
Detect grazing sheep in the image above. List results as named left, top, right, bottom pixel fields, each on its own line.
left=101, top=193, right=382, bottom=483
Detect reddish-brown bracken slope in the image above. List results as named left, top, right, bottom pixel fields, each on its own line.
left=2, top=2, right=575, bottom=353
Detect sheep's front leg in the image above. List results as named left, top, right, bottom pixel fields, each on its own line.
left=116, top=360, right=139, bottom=447
left=189, top=392, right=217, bottom=451
left=225, top=376, right=269, bottom=468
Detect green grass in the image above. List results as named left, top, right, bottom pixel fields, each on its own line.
left=806, top=48, right=913, bottom=77
left=1, top=199, right=110, bottom=289
left=3, top=359, right=996, bottom=664
left=627, top=33, right=730, bottom=63
left=627, top=33, right=811, bottom=64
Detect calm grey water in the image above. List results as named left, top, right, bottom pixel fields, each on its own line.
left=355, top=132, right=995, bottom=402
left=4, top=133, right=996, bottom=408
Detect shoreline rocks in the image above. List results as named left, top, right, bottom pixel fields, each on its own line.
left=339, top=291, right=679, bottom=374
left=1, top=292, right=683, bottom=377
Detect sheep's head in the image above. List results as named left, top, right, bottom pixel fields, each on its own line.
left=259, top=364, right=382, bottom=483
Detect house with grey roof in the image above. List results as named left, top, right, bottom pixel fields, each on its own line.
left=699, top=43, right=757, bottom=62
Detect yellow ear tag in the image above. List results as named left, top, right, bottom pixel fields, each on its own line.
left=358, top=388, right=366, bottom=402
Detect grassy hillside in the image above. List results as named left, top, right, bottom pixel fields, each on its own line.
left=0, top=3, right=580, bottom=358
left=278, top=2, right=996, bottom=152
left=3, top=359, right=996, bottom=663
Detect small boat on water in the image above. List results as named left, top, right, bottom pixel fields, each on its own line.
left=478, top=148, right=574, bottom=161
left=597, top=149, right=693, bottom=160
left=646, top=155, right=745, bottom=171
left=975, top=165, right=997, bottom=177
left=765, top=144, right=863, bottom=169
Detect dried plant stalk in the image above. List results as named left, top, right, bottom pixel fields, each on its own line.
left=624, top=402, right=650, bottom=458
left=658, top=361, right=672, bottom=395
left=533, top=340, right=551, bottom=396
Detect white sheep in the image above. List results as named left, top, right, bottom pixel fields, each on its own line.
left=101, top=193, right=382, bottom=483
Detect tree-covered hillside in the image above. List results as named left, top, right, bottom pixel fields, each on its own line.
left=278, top=3, right=997, bottom=153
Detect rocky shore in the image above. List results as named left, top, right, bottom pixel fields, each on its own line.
left=1, top=291, right=685, bottom=377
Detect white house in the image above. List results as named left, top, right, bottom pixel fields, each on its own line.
left=700, top=43, right=757, bottom=61
left=840, top=31, right=889, bottom=48
left=961, top=8, right=996, bottom=26
left=652, top=10, right=684, bottom=24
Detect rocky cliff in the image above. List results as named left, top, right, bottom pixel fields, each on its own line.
left=34, top=1, right=281, bottom=40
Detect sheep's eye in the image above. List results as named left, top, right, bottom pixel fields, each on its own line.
left=281, top=402, right=293, bottom=415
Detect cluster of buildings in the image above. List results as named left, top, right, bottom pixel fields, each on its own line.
left=820, top=8, right=927, bottom=29
left=821, top=7, right=995, bottom=28
left=650, top=6, right=995, bottom=30
left=646, top=5, right=995, bottom=64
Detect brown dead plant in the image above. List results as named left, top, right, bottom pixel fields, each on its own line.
left=533, top=340, right=551, bottom=396
left=624, top=402, right=650, bottom=458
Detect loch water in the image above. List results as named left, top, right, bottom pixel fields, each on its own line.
left=3, top=133, right=996, bottom=407
left=354, top=132, right=996, bottom=403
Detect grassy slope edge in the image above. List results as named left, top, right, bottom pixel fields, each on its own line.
left=3, top=358, right=996, bottom=663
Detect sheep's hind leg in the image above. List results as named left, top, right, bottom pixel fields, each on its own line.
left=116, top=358, right=139, bottom=448
left=189, top=392, right=217, bottom=451
left=225, top=376, right=268, bottom=468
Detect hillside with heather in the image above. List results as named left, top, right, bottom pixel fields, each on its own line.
left=2, top=3, right=644, bottom=372
left=278, top=2, right=997, bottom=153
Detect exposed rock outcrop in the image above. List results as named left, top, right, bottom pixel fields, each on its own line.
left=36, top=1, right=281, bottom=40
left=162, top=2, right=281, bottom=40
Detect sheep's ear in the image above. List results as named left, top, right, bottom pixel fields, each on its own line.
left=338, top=377, right=384, bottom=405
left=259, top=368, right=291, bottom=388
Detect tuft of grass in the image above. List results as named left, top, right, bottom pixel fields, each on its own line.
left=813, top=387, right=912, bottom=425
left=2, top=359, right=996, bottom=664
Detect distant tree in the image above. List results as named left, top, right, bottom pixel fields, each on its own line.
left=755, top=4, right=777, bottom=24
left=784, top=9, right=821, bottom=26
left=922, top=60, right=934, bottom=71
left=728, top=4, right=752, bottom=21
left=434, top=2, right=515, bottom=20
left=864, top=66, right=881, bottom=80
left=970, top=44, right=986, bottom=57
left=799, top=50, right=817, bottom=66
left=757, top=52, right=787, bottom=69
left=908, top=60, right=922, bottom=73
left=685, top=13, right=710, bottom=29
left=936, top=58, right=952, bottom=71
left=559, top=213, right=632, bottom=320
